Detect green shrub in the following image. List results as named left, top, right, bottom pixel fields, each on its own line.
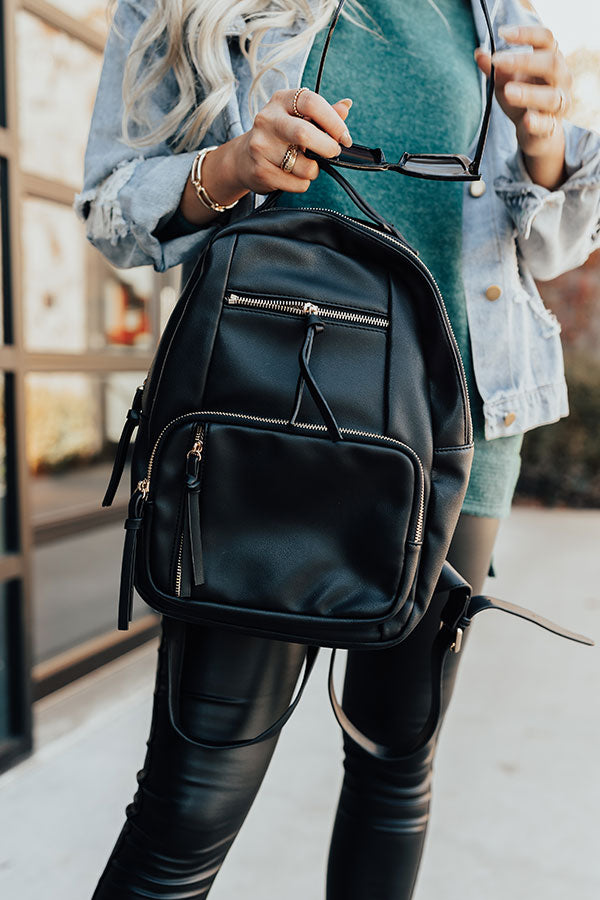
left=516, top=352, right=600, bottom=507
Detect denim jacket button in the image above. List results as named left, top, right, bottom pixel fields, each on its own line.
left=485, top=284, right=502, bottom=301
left=504, top=412, right=516, bottom=427
left=469, top=179, right=486, bottom=197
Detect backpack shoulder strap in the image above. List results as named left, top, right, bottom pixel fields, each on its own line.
left=328, top=563, right=593, bottom=760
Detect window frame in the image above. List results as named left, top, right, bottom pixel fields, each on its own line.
left=0, top=0, right=166, bottom=772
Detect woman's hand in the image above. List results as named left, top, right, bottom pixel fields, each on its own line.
left=232, top=88, right=353, bottom=193
left=475, top=24, right=572, bottom=190
left=180, top=89, right=353, bottom=225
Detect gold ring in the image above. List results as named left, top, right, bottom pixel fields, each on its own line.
left=548, top=115, right=558, bottom=137
left=280, top=144, right=299, bottom=173
left=292, top=87, right=309, bottom=118
left=555, top=87, right=568, bottom=116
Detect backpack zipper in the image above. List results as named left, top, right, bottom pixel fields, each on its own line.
left=225, top=292, right=389, bottom=330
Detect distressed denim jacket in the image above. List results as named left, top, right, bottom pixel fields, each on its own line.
left=75, top=0, right=600, bottom=440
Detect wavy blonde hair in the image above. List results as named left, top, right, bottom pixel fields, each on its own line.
left=110, top=0, right=378, bottom=151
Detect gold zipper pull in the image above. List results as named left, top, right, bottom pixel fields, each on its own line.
left=187, top=438, right=204, bottom=460
left=186, top=426, right=205, bottom=480
left=187, top=425, right=205, bottom=460
left=137, top=477, right=150, bottom=499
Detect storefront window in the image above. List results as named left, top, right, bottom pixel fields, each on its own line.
left=16, top=12, right=102, bottom=187
left=25, top=371, right=144, bottom=510
left=25, top=370, right=148, bottom=663
left=0, top=373, right=6, bottom=554
left=88, top=245, right=155, bottom=353
left=0, top=370, right=17, bottom=560
left=0, top=159, right=6, bottom=345
left=32, top=522, right=148, bottom=664
left=0, top=582, right=13, bottom=738
left=22, top=199, right=87, bottom=352
left=22, top=197, right=154, bottom=353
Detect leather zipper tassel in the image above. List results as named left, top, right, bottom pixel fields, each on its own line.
left=103, top=385, right=144, bottom=508
left=183, top=427, right=205, bottom=591
left=290, top=310, right=342, bottom=442
left=118, top=487, right=146, bottom=630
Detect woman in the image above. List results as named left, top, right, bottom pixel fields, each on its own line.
left=76, top=0, right=600, bottom=897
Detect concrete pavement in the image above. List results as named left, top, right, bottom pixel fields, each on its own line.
left=1, top=507, right=598, bottom=899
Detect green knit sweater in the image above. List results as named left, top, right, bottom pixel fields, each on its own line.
left=279, top=0, right=523, bottom=517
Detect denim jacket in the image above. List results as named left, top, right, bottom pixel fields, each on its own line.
left=74, top=0, right=600, bottom=440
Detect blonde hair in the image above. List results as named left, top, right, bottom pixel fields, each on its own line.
left=112, top=0, right=376, bottom=152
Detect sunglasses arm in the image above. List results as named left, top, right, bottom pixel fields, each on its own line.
left=313, top=0, right=496, bottom=181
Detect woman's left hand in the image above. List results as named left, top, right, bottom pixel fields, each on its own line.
left=475, top=24, right=572, bottom=188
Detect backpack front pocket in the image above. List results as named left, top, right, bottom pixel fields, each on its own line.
left=146, top=414, right=423, bottom=624
left=202, top=292, right=389, bottom=435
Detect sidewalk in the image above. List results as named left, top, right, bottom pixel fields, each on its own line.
left=1, top=507, right=599, bottom=900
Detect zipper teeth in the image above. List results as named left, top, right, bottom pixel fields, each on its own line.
left=175, top=531, right=184, bottom=598
left=226, top=292, right=388, bottom=330
left=147, top=410, right=425, bottom=545
left=260, top=205, right=472, bottom=444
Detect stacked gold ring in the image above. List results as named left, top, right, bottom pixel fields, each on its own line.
left=555, top=87, right=568, bottom=117
left=280, top=144, right=299, bottom=173
left=292, top=86, right=309, bottom=118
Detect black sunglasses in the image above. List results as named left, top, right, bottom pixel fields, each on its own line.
left=308, top=0, right=496, bottom=182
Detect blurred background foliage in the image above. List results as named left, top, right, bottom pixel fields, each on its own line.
left=513, top=12, right=600, bottom=510
left=516, top=250, right=600, bottom=507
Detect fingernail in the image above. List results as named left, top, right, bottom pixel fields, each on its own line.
left=499, top=25, right=519, bottom=39
left=340, top=129, right=353, bottom=147
left=339, top=98, right=353, bottom=108
left=504, top=82, right=522, bottom=100
left=528, top=111, right=539, bottom=128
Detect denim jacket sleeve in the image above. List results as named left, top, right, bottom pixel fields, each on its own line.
left=493, top=121, right=600, bottom=281
left=74, top=0, right=232, bottom=272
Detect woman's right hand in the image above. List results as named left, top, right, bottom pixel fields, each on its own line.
left=181, top=89, right=353, bottom=225
left=233, top=88, right=353, bottom=194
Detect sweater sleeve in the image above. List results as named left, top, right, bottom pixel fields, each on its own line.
left=73, top=0, right=234, bottom=272
left=493, top=120, right=600, bottom=281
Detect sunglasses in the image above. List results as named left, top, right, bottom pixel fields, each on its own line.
left=309, top=0, right=496, bottom=182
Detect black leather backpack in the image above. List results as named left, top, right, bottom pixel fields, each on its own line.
left=102, top=0, right=592, bottom=754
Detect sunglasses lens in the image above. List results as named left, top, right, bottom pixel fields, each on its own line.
left=400, top=154, right=473, bottom=178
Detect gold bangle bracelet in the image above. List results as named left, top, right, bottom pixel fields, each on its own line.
left=190, top=146, right=240, bottom=213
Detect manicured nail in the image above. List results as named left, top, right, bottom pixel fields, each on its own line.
left=339, top=98, right=353, bottom=108
left=504, top=82, right=522, bottom=101
left=499, top=25, right=520, bottom=40
left=528, top=111, right=539, bottom=128
left=340, top=129, right=353, bottom=147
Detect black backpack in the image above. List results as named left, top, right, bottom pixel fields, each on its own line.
left=101, top=0, right=592, bottom=755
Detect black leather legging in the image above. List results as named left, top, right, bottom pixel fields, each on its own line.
left=92, top=513, right=499, bottom=899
